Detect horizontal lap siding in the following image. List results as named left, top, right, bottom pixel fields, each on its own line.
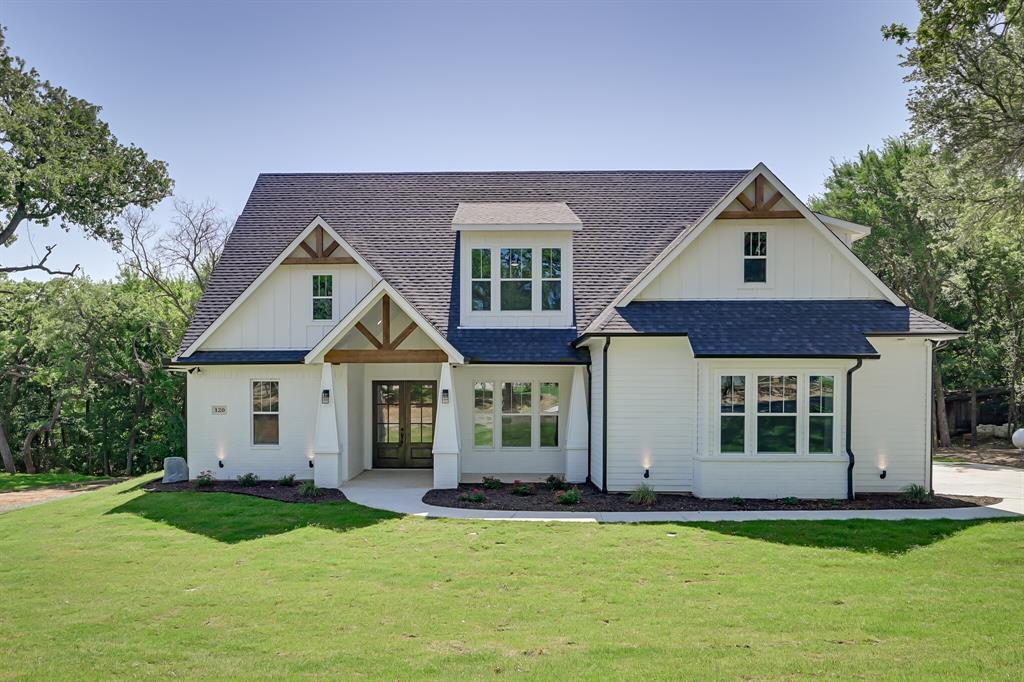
left=589, top=346, right=604, bottom=488
left=695, top=460, right=847, bottom=499
left=853, top=337, right=930, bottom=492
left=606, top=338, right=696, bottom=492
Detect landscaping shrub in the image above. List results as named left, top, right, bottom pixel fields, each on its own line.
left=299, top=480, right=322, bottom=498
left=459, top=489, right=487, bottom=503
left=192, top=470, right=215, bottom=489
left=781, top=496, right=799, bottom=506
left=277, top=474, right=297, bottom=487
left=511, top=481, right=535, bottom=496
left=902, top=483, right=932, bottom=503
left=545, top=474, right=568, bottom=491
left=237, top=473, right=260, bottom=487
left=557, top=487, right=582, bottom=505
left=481, top=476, right=503, bottom=490
left=628, top=484, right=657, bottom=506
left=728, top=497, right=745, bottom=506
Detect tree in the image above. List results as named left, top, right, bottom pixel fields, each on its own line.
left=809, top=138, right=958, bottom=446
left=883, top=1, right=1024, bottom=203
left=0, top=26, right=173, bottom=275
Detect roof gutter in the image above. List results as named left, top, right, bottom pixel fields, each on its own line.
left=846, top=358, right=864, bottom=500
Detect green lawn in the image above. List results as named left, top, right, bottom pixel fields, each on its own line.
left=0, top=471, right=107, bottom=492
left=1, top=476, right=1022, bottom=680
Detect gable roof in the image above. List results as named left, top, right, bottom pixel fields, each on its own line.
left=179, top=169, right=749, bottom=355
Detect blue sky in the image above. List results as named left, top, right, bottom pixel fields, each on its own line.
left=4, top=0, right=918, bottom=280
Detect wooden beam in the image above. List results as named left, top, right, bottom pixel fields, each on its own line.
left=381, top=295, right=391, bottom=348
left=299, top=241, right=318, bottom=258
left=762, top=191, right=784, bottom=211
left=322, top=240, right=339, bottom=257
left=718, top=210, right=804, bottom=219
left=388, top=322, right=418, bottom=350
left=315, top=226, right=324, bottom=256
left=754, top=175, right=765, bottom=209
left=281, top=256, right=357, bottom=265
left=324, top=349, right=448, bottom=364
left=355, top=322, right=383, bottom=349
left=735, top=192, right=754, bottom=211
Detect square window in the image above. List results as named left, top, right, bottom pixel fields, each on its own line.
left=500, top=248, right=532, bottom=279
left=743, top=258, right=766, bottom=283
left=541, top=281, right=561, bottom=311
left=501, top=281, right=532, bottom=311
left=471, top=281, right=491, bottom=311
left=757, top=416, right=797, bottom=453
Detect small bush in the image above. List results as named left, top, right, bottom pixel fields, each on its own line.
left=628, top=484, right=657, bottom=506
left=557, top=487, right=582, bottom=505
left=459, top=489, right=487, bottom=503
left=728, top=496, right=745, bottom=506
left=510, top=481, right=535, bottom=496
left=902, top=483, right=932, bottom=503
left=299, top=480, right=322, bottom=498
left=277, top=474, right=297, bottom=487
left=781, top=496, right=799, bottom=506
left=192, top=470, right=216, bottom=489
left=237, top=472, right=260, bottom=487
left=545, top=474, right=568, bottom=491
left=481, top=476, right=503, bottom=490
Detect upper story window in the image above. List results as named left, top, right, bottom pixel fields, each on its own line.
left=471, top=249, right=491, bottom=311
left=743, top=231, right=767, bottom=283
left=541, top=248, right=561, bottom=311
left=312, top=275, right=333, bottom=320
left=500, top=248, right=533, bottom=311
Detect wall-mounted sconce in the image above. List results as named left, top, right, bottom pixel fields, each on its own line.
left=441, top=389, right=450, bottom=404
left=321, top=389, right=330, bottom=405
left=643, top=467, right=650, bottom=479
left=218, top=459, right=224, bottom=469
left=309, top=458, right=315, bottom=469
left=879, top=469, right=887, bottom=479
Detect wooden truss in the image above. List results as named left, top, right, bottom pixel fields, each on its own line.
left=282, top=225, right=356, bottom=265
left=324, top=295, right=447, bottom=363
left=718, top=175, right=802, bottom=219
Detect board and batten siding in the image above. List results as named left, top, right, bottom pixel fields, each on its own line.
left=636, top=218, right=883, bottom=301
left=604, top=337, right=697, bottom=492
left=852, top=337, right=932, bottom=493
left=203, top=263, right=375, bottom=350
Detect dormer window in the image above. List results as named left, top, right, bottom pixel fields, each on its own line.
left=743, top=231, right=767, bottom=283
left=541, top=248, right=561, bottom=310
left=500, top=248, right=532, bottom=311
left=471, top=248, right=491, bottom=311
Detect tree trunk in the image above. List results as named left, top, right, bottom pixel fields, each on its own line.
left=101, top=412, right=110, bottom=477
left=969, top=389, right=978, bottom=447
left=21, top=398, right=64, bottom=474
left=125, top=388, right=146, bottom=476
left=934, top=363, right=952, bottom=449
left=0, top=421, right=17, bottom=474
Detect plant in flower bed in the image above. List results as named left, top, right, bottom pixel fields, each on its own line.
left=481, top=476, right=503, bottom=490
left=510, top=481, right=534, bottom=496
left=459, top=489, right=487, bottom=503
left=192, top=471, right=216, bottom=489
left=557, top=487, right=582, bottom=505
left=299, top=481, right=322, bottom=498
left=903, top=484, right=932, bottom=503
left=237, top=473, right=259, bottom=487
left=277, top=474, right=297, bottom=487
left=545, top=475, right=568, bottom=491
left=628, top=484, right=657, bottom=506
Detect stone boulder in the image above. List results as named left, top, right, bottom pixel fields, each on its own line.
left=162, top=457, right=189, bottom=483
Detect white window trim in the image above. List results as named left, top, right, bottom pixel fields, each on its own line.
left=712, top=369, right=840, bottom=458
left=251, top=378, right=281, bottom=449
left=311, top=274, right=334, bottom=323
left=739, top=228, right=773, bottom=290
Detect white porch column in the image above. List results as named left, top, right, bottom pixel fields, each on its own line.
left=432, top=362, right=461, bottom=489
left=313, top=362, right=341, bottom=488
left=334, top=363, right=350, bottom=482
left=565, top=365, right=589, bottom=483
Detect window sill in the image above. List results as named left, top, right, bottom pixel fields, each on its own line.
left=698, top=455, right=845, bottom=463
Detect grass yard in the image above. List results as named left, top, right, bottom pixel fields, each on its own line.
left=0, top=471, right=107, bottom=492
left=1, top=476, right=1022, bottom=680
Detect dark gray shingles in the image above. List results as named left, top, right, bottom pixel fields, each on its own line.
left=179, top=170, right=748, bottom=355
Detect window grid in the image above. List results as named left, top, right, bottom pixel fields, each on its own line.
left=743, top=231, right=767, bottom=283
left=499, top=248, right=533, bottom=311
left=252, top=380, right=280, bottom=446
left=470, top=248, right=491, bottom=311
left=312, top=275, right=333, bottom=320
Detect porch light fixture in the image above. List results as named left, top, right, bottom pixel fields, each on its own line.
left=441, top=389, right=449, bottom=404
left=643, top=468, right=650, bottom=479
left=218, top=459, right=224, bottom=469
left=309, top=458, right=315, bottom=469
left=879, top=469, right=887, bottom=479
left=321, top=389, right=330, bottom=404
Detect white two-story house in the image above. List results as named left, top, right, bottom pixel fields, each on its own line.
left=173, top=164, right=961, bottom=499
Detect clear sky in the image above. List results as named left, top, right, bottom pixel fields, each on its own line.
left=4, top=0, right=918, bottom=280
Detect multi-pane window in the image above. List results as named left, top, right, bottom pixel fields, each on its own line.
left=541, top=248, right=561, bottom=311
left=312, top=275, right=333, bottom=320
left=540, top=382, right=559, bottom=447
left=374, top=383, right=401, bottom=444
left=757, top=375, right=797, bottom=453
left=471, top=248, right=491, bottom=311
left=408, top=382, right=435, bottom=444
left=719, top=376, right=745, bottom=453
left=500, top=248, right=532, bottom=311
left=501, top=381, right=532, bottom=447
left=743, top=231, right=767, bottom=283
left=252, top=380, right=280, bottom=445
left=474, top=382, right=494, bottom=447
left=808, top=375, right=835, bottom=453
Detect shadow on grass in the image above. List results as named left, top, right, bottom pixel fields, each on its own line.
left=686, top=517, right=1023, bottom=555
left=108, top=489, right=398, bottom=543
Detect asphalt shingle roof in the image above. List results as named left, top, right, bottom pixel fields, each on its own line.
left=595, top=300, right=960, bottom=357
left=179, top=170, right=749, bottom=356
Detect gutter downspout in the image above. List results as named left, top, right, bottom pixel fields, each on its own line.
left=846, top=358, right=864, bottom=500
left=586, top=364, right=592, bottom=485
left=602, top=336, right=611, bottom=494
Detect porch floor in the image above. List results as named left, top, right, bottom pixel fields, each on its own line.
left=343, top=469, right=433, bottom=489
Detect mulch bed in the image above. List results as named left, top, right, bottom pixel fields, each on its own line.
left=143, top=480, right=346, bottom=504
left=423, top=482, right=1000, bottom=512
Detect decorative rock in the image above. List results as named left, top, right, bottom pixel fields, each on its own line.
left=1012, top=428, right=1024, bottom=451
left=163, top=457, right=189, bottom=483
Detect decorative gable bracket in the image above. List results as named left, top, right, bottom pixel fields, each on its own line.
left=283, top=225, right=356, bottom=265
left=718, top=175, right=802, bottom=219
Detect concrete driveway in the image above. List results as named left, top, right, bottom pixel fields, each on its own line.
left=934, top=462, right=1024, bottom=513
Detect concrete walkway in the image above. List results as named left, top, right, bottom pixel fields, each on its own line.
left=341, top=464, right=1024, bottom=523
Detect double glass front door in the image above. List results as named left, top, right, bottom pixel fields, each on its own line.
left=372, top=381, right=437, bottom=468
